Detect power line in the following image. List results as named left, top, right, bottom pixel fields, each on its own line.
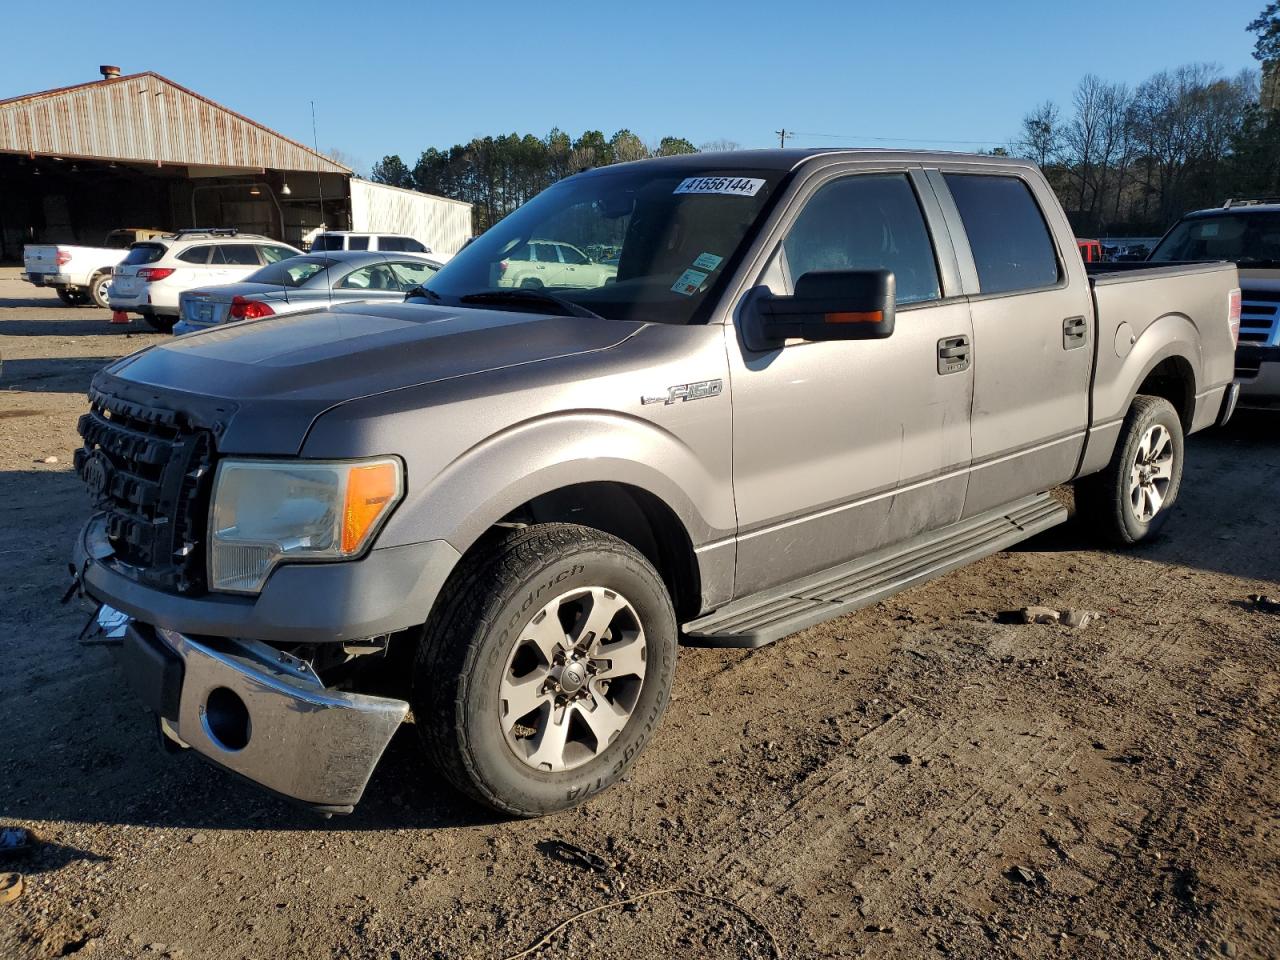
left=791, top=130, right=1007, bottom=146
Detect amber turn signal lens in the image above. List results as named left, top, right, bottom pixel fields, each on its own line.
left=342, top=461, right=401, bottom=553
left=826, top=311, right=883, bottom=324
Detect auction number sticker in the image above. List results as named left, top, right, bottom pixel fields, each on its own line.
left=692, top=252, right=724, bottom=271
left=671, top=268, right=709, bottom=296
left=674, top=176, right=765, bottom=197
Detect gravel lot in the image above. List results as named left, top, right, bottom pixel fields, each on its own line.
left=1, top=273, right=1277, bottom=959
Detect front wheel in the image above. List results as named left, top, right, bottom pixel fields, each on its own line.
left=88, top=271, right=112, bottom=310
left=412, top=524, right=677, bottom=816
left=1076, top=395, right=1184, bottom=546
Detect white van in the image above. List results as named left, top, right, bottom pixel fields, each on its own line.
left=309, top=231, right=438, bottom=255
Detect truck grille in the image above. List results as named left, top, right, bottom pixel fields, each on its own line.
left=1239, top=289, right=1280, bottom=346
left=74, top=387, right=217, bottom=594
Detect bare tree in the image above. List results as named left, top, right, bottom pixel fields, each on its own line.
left=699, top=138, right=742, bottom=152
left=1017, top=101, right=1062, bottom=167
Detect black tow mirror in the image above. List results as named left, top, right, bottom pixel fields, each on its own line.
left=755, top=269, right=896, bottom=345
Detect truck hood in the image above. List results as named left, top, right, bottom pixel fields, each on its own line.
left=98, top=302, right=642, bottom=454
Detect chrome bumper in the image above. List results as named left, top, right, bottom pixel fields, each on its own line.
left=101, top=604, right=408, bottom=813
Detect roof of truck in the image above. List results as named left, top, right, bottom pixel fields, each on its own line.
left=593, top=148, right=1036, bottom=175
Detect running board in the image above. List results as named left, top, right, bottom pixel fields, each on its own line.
left=683, top=493, right=1067, bottom=648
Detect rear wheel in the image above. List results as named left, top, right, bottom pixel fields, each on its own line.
left=143, top=314, right=177, bottom=333
left=1076, top=395, right=1184, bottom=545
left=412, top=524, right=677, bottom=816
left=88, top=271, right=112, bottom=310
left=54, top=286, right=77, bottom=306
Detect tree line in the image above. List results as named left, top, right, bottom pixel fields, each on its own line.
left=372, top=7, right=1280, bottom=239
left=371, top=131, right=724, bottom=233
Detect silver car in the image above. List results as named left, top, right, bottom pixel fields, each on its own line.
left=174, top=250, right=442, bottom=334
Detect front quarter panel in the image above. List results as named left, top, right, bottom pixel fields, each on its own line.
left=300, top=322, right=737, bottom=608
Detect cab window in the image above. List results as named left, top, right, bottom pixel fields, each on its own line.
left=781, top=173, right=941, bottom=305
left=944, top=174, right=1060, bottom=295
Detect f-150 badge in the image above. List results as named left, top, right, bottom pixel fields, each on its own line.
left=642, top=379, right=724, bottom=405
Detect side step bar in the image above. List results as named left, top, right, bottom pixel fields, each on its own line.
left=683, top=493, right=1067, bottom=648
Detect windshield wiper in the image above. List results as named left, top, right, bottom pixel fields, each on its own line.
left=404, top=285, right=442, bottom=302
left=458, top=289, right=604, bottom=320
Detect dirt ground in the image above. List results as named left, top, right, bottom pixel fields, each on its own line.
left=0, top=273, right=1277, bottom=960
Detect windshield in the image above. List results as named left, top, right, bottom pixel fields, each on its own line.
left=425, top=167, right=784, bottom=324
left=244, top=257, right=332, bottom=288
left=1149, top=212, right=1280, bottom=264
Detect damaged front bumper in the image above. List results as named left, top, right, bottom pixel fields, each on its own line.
left=100, top=604, right=408, bottom=814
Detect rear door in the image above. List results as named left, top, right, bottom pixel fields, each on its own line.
left=727, top=166, right=975, bottom=597
left=928, top=166, right=1093, bottom=516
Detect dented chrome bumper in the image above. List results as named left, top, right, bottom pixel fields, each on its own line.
left=101, top=604, right=408, bottom=814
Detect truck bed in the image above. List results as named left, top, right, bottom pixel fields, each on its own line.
left=1084, top=259, right=1238, bottom=451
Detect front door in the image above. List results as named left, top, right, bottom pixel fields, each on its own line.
left=727, top=168, right=975, bottom=598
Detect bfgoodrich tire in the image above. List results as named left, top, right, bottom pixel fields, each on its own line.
left=412, top=524, right=677, bottom=816
left=1076, top=395, right=1184, bottom=546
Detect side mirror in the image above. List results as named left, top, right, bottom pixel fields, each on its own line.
left=754, top=270, right=896, bottom=346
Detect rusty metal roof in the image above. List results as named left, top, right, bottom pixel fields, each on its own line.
left=0, top=72, right=351, bottom=174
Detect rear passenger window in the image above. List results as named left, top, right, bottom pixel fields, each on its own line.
left=217, top=245, right=261, bottom=265
left=177, top=245, right=212, bottom=264
left=944, top=174, right=1060, bottom=295
left=782, top=174, right=940, bottom=305
left=347, top=235, right=370, bottom=251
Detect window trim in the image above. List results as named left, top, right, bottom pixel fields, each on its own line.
left=931, top=168, right=1069, bottom=301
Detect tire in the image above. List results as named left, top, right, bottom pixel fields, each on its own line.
left=88, top=271, right=112, bottom=310
left=143, top=314, right=177, bottom=333
left=519, top=278, right=544, bottom=289
left=1076, top=395, right=1184, bottom=546
left=412, top=523, right=677, bottom=816
left=55, top=286, right=77, bottom=306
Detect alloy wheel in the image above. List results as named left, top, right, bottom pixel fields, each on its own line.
left=1129, top=423, right=1175, bottom=522
left=498, top=586, right=647, bottom=772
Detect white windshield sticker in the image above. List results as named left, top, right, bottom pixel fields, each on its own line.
left=673, top=176, right=765, bottom=198
left=671, top=268, right=709, bottom=296
left=692, top=252, right=724, bottom=271
left=1198, top=223, right=1220, bottom=237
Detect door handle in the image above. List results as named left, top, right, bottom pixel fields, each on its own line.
left=937, top=334, right=971, bottom=374
left=1063, top=316, right=1088, bottom=349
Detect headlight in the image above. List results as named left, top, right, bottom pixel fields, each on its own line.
left=208, top=457, right=404, bottom=594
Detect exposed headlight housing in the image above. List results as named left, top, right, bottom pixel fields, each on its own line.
left=208, top=457, right=404, bottom=594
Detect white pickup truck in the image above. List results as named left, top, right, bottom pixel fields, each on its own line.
left=22, top=228, right=165, bottom=308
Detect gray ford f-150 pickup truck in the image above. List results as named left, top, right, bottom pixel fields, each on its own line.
left=69, top=149, right=1241, bottom=817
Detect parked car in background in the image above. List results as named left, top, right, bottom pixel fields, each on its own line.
left=1077, top=238, right=1103, bottom=263
left=174, top=250, right=443, bottom=335
left=309, top=231, right=443, bottom=257
left=108, top=229, right=301, bottom=331
left=22, top=228, right=166, bottom=308
left=1148, top=197, right=1280, bottom=409
left=496, top=239, right=617, bottom=289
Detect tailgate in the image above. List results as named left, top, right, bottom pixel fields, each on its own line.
left=23, top=245, right=59, bottom=273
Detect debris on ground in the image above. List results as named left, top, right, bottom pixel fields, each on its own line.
left=0, top=827, right=36, bottom=859
left=0, top=872, right=22, bottom=904
left=1020, top=606, right=1062, bottom=624
left=1245, top=594, right=1280, bottom=614
left=31, top=455, right=58, bottom=464
left=1061, top=608, right=1100, bottom=629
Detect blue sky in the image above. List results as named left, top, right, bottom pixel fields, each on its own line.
left=0, top=0, right=1263, bottom=175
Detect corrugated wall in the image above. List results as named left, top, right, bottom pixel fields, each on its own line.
left=349, top=179, right=473, bottom=254
left=0, top=73, right=347, bottom=174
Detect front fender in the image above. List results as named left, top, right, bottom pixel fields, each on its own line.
left=382, top=410, right=733, bottom=555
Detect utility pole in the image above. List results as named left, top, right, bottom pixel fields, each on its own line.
left=776, top=128, right=792, bottom=148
